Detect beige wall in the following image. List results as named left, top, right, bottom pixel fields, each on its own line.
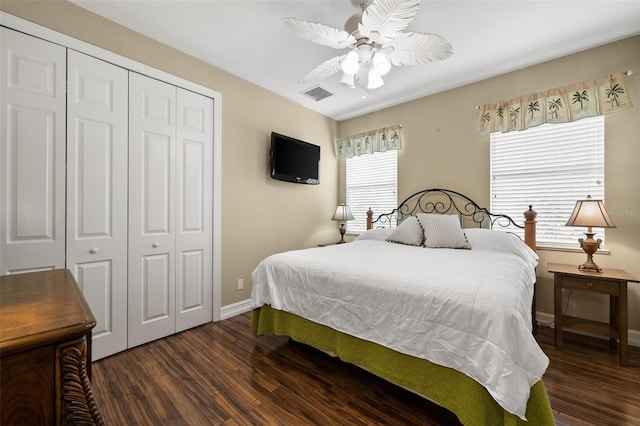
left=0, top=0, right=339, bottom=306
left=3, top=1, right=639, bottom=330
left=339, top=36, right=640, bottom=331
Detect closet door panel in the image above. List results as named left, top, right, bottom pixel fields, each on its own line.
left=75, top=260, right=113, bottom=342
left=66, top=50, right=128, bottom=360
left=143, top=132, right=172, bottom=232
left=128, top=72, right=176, bottom=347
left=0, top=28, right=66, bottom=274
left=142, top=253, right=172, bottom=320
left=175, top=89, right=213, bottom=332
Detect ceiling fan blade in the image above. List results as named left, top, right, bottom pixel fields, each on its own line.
left=299, top=55, right=346, bottom=83
left=359, top=0, right=421, bottom=43
left=284, top=17, right=356, bottom=49
left=385, top=32, right=453, bottom=66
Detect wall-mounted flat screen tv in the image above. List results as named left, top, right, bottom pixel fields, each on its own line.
left=270, top=132, right=320, bottom=185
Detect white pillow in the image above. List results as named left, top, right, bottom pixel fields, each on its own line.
left=355, top=228, right=393, bottom=241
left=465, top=228, right=538, bottom=266
left=416, top=213, right=470, bottom=249
left=385, top=216, right=424, bottom=246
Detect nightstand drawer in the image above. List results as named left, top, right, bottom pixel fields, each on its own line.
left=562, top=276, right=619, bottom=295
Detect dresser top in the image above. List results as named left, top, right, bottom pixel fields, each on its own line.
left=0, top=269, right=96, bottom=354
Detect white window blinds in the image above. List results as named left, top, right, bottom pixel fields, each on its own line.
left=346, top=150, right=398, bottom=233
left=490, top=116, right=605, bottom=248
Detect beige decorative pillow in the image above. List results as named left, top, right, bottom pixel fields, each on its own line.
left=385, top=216, right=424, bottom=246
left=416, top=213, right=470, bottom=249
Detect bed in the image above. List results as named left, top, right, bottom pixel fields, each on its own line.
left=251, top=188, right=554, bottom=425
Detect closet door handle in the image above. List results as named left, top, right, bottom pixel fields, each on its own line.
left=152, top=242, right=159, bottom=248
left=89, top=248, right=99, bottom=254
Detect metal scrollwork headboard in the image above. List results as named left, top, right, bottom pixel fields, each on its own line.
left=368, top=188, right=525, bottom=230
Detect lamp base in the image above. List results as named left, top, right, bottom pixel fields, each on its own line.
left=337, top=223, right=346, bottom=244
left=577, top=234, right=603, bottom=273
left=578, top=259, right=602, bottom=273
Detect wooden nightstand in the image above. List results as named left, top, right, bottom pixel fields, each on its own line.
left=548, top=262, right=639, bottom=366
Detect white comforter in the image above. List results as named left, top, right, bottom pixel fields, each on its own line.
left=251, top=239, right=549, bottom=419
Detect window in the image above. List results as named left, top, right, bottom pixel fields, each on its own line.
left=490, top=116, right=605, bottom=248
left=346, top=150, right=397, bottom=233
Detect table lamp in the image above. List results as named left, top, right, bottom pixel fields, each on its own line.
left=565, top=195, right=616, bottom=272
left=331, top=204, right=354, bottom=244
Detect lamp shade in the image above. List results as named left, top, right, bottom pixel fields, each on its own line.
left=372, top=51, right=391, bottom=76
left=341, top=50, right=359, bottom=75
left=331, top=204, right=354, bottom=222
left=566, top=196, right=616, bottom=228
left=339, top=72, right=356, bottom=89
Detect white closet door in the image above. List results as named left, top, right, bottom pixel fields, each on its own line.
left=128, top=72, right=176, bottom=347
left=66, top=50, right=128, bottom=360
left=0, top=28, right=66, bottom=275
left=175, top=88, right=213, bottom=332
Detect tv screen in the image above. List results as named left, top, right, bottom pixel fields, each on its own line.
left=270, top=132, right=320, bottom=185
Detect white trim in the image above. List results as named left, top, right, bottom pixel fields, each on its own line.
left=631, top=328, right=640, bottom=348
left=218, top=303, right=640, bottom=347
left=218, top=304, right=640, bottom=348
left=221, top=299, right=253, bottom=320
left=536, top=245, right=611, bottom=255
left=535, top=311, right=640, bottom=347
left=1, top=11, right=223, bottom=323
left=212, top=96, right=222, bottom=321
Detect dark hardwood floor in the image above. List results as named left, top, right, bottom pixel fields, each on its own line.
left=92, top=313, right=640, bottom=425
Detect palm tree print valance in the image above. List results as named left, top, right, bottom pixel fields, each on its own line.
left=477, top=72, right=633, bottom=135
left=337, top=125, right=402, bottom=159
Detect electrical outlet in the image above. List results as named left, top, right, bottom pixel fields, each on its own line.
left=237, top=278, right=244, bottom=290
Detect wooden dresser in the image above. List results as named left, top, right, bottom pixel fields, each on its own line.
left=0, top=269, right=104, bottom=425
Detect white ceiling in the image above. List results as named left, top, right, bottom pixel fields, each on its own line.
left=70, top=0, right=640, bottom=121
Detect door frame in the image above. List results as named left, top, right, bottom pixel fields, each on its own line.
left=0, top=11, right=223, bottom=322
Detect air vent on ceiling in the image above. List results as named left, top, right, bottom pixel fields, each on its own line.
left=301, top=86, right=333, bottom=102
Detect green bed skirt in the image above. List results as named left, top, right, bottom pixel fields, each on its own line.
left=251, top=305, right=554, bottom=426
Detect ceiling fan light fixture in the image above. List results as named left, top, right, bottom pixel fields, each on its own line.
left=357, top=43, right=374, bottom=61
left=285, top=0, right=454, bottom=94
left=367, top=69, right=384, bottom=90
left=339, top=72, right=356, bottom=89
left=341, top=50, right=360, bottom=75
left=372, top=51, right=391, bottom=76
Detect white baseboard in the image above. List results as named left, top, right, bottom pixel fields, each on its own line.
left=536, top=311, right=640, bottom=347
left=220, top=298, right=252, bottom=320
left=217, top=304, right=640, bottom=347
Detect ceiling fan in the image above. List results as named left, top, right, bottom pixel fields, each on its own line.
left=284, top=0, right=453, bottom=92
